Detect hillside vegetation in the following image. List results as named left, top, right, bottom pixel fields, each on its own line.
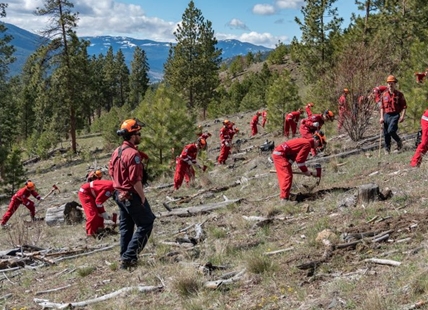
left=0, top=109, right=426, bottom=309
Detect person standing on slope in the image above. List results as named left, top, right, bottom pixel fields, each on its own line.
left=379, top=75, right=406, bottom=154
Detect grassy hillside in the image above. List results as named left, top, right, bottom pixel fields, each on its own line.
left=0, top=109, right=425, bottom=310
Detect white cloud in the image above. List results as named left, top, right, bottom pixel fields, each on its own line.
left=275, top=0, right=305, bottom=9
left=252, top=4, right=276, bottom=15
left=216, top=31, right=288, bottom=48
left=226, top=18, right=249, bottom=30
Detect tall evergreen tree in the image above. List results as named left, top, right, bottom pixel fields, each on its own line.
left=163, top=0, right=222, bottom=119
left=35, top=0, right=80, bottom=153
left=115, top=49, right=130, bottom=107
left=292, top=0, right=343, bottom=82
left=129, top=46, right=150, bottom=109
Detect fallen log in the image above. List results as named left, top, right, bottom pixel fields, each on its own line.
left=35, top=284, right=73, bottom=296
left=157, top=197, right=242, bottom=217
left=34, top=284, right=164, bottom=309
left=204, top=269, right=246, bottom=289
left=363, top=258, right=401, bottom=266
left=53, top=245, right=115, bottom=263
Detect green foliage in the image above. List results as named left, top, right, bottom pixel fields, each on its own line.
left=134, top=85, right=195, bottom=176
left=266, top=70, right=300, bottom=133
left=91, top=106, right=131, bottom=148
left=163, top=0, right=221, bottom=118
left=128, top=46, right=150, bottom=109
left=0, top=147, right=26, bottom=196
left=267, top=41, right=289, bottom=65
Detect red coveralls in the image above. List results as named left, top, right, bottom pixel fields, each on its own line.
left=261, top=111, right=267, bottom=128
left=272, top=138, right=314, bottom=199
left=218, top=125, right=234, bottom=164
left=78, top=180, right=114, bottom=236
left=415, top=72, right=427, bottom=83
left=284, top=110, right=302, bottom=138
left=338, top=93, right=348, bottom=131
left=1, top=187, right=41, bottom=225
left=305, top=103, right=313, bottom=117
left=250, top=114, right=260, bottom=136
left=174, top=143, right=199, bottom=189
left=411, top=109, right=428, bottom=167
left=299, top=114, right=325, bottom=156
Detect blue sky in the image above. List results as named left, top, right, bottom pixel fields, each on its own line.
left=3, top=0, right=359, bottom=48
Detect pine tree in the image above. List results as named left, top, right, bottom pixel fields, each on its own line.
left=129, top=46, right=150, bottom=109
left=164, top=0, right=222, bottom=119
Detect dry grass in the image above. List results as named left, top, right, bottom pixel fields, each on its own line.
left=0, top=111, right=427, bottom=309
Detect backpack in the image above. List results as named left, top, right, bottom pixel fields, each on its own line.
left=259, top=140, right=275, bottom=153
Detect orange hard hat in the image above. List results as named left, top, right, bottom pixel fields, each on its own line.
left=313, top=131, right=327, bottom=150
left=223, top=119, right=230, bottom=125
left=324, top=110, right=334, bottom=120
left=386, top=75, right=397, bottom=83
left=25, top=181, right=35, bottom=190
left=86, top=170, right=103, bottom=182
left=120, top=118, right=144, bottom=134
left=198, top=138, right=207, bottom=149
left=344, top=88, right=349, bottom=93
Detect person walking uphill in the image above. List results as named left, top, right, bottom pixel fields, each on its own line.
left=272, top=136, right=324, bottom=201
left=217, top=119, right=238, bottom=165
left=261, top=110, right=268, bottom=128
left=109, top=118, right=156, bottom=270
left=78, top=170, right=115, bottom=238
left=410, top=109, right=428, bottom=167
left=1, top=181, right=43, bottom=227
left=174, top=139, right=207, bottom=190
left=379, top=75, right=407, bottom=154
left=250, top=112, right=261, bottom=136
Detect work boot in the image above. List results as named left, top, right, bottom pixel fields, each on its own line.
left=120, top=260, right=137, bottom=270
left=384, top=148, right=391, bottom=155
left=397, top=140, right=403, bottom=151
left=1, top=223, right=9, bottom=229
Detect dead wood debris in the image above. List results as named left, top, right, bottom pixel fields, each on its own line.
left=34, top=284, right=164, bottom=309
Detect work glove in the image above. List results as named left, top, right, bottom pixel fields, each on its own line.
left=99, top=212, right=110, bottom=220
left=312, top=122, right=319, bottom=128
left=224, top=141, right=230, bottom=147
left=39, top=197, right=44, bottom=201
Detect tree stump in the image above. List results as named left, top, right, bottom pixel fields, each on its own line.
left=357, top=183, right=379, bottom=204
left=64, top=201, right=84, bottom=225
left=45, top=201, right=84, bottom=226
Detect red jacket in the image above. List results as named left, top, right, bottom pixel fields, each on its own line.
left=272, top=138, right=314, bottom=173
left=381, top=89, right=407, bottom=114
left=262, top=111, right=267, bottom=120
left=79, top=180, right=114, bottom=213
left=220, top=126, right=233, bottom=145
left=251, top=115, right=259, bottom=126
left=109, top=141, right=143, bottom=192
left=286, top=111, right=302, bottom=122
left=12, top=187, right=41, bottom=206
left=301, top=114, right=325, bottom=132
left=338, top=94, right=348, bottom=110
left=179, top=143, right=198, bottom=165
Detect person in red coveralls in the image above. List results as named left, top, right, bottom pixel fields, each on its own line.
left=299, top=110, right=334, bottom=155
left=411, top=109, right=428, bottom=167
left=305, top=102, right=314, bottom=117
left=250, top=112, right=261, bottom=136
left=372, top=85, right=388, bottom=109
left=338, top=88, right=349, bottom=131
left=0, top=181, right=43, bottom=227
left=272, top=134, right=325, bottom=200
left=196, top=125, right=212, bottom=141
left=217, top=119, right=239, bottom=165
left=414, top=68, right=428, bottom=83
left=379, top=75, right=407, bottom=154
left=174, top=139, right=207, bottom=190
left=78, top=170, right=115, bottom=237
left=109, top=118, right=156, bottom=270
left=284, top=108, right=303, bottom=138
left=261, top=110, right=268, bottom=128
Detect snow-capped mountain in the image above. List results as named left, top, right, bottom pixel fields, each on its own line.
left=5, top=23, right=272, bottom=81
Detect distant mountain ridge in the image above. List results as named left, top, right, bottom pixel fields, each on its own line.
left=4, top=23, right=272, bottom=82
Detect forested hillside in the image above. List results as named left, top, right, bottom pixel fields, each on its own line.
left=0, top=0, right=427, bottom=192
